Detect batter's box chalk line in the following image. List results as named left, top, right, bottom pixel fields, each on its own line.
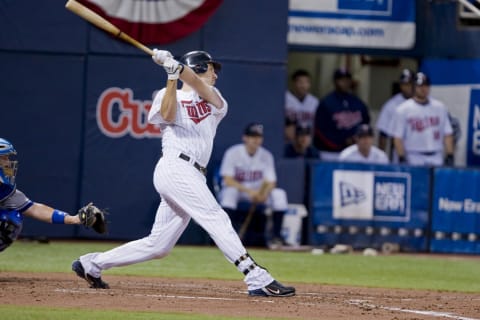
left=347, top=299, right=480, bottom=320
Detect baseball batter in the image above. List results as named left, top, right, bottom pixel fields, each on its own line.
left=219, top=123, right=288, bottom=246
left=0, top=138, right=104, bottom=252
left=391, top=72, right=454, bottom=166
left=72, top=50, right=295, bottom=297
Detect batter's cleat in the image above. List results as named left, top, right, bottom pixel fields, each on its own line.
left=72, top=259, right=109, bottom=289
left=248, top=280, right=296, bottom=297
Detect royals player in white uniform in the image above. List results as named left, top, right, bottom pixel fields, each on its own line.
left=219, top=123, right=288, bottom=246
left=72, top=50, right=295, bottom=297
left=376, top=69, right=414, bottom=160
left=391, top=72, right=454, bottom=166
left=339, top=124, right=389, bottom=164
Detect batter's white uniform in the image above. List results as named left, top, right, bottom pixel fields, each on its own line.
left=219, top=144, right=288, bottom=211
left=285, top=91, right=319, bottom=128
left=391, top=97, right=453, bottom=166
left=79, top=86, right=274, bottom=290
left=338, top=145, right=389, bottom=164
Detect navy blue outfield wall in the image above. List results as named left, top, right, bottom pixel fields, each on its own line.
left=0, top=1, right=289, bottom=241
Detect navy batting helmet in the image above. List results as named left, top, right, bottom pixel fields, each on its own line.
left=414, top=72, right=430, bottom=86
left=179, top=51, right=221, bottom=74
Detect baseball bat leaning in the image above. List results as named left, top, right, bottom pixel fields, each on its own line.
left=238, top=182, right=270, bottom=241
left=65, top=0, right=154, bottom=56
left=238, top=203, right=257, bottom=241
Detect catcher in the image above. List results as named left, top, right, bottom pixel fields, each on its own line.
left=0, top=137, right=106, bottom=252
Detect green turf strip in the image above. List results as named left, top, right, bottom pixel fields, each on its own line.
left=1, top=241, right=479, bottom=292
left=0, top=305, right=279, bottom=320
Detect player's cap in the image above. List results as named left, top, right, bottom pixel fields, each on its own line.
left=413, top=72, right=430, bottom=86
left=333, top=68, right=352, bottom=80
left=179, top=50, right=221, bottom=74
left=296, top=125, right=311, bottom=136
left=399, top=69, right=414, bottom=83
left=355, top=124, right=374, bottom=137
left=244, top=123, right=264, bottom=136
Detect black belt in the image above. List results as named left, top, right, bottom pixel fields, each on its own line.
left=410, top=151, right=439, bottom=156
left=179, top=153, right=207, bottom=175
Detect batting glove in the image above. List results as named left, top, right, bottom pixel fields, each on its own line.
left=152, top=49, right=173, bottom=65
left=163, top=57, right=183, bottom=80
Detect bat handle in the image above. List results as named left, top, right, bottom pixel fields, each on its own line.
left=119, top=32, right=154, bottom=56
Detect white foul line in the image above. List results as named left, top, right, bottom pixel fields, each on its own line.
left=348, top=299, right=480, bottom=320
left=54, top=288, right=274, bottom=303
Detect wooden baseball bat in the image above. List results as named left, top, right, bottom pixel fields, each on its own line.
left=238, top=203, right=257, bottom=241
left=65, top=0, right=154, bottom=56
left=238, top=182, right=270, bottom=240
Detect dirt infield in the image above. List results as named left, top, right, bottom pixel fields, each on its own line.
left=1, top=272, right=479, bottom=319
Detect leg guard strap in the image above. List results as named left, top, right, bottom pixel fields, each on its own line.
left=234, top=252, right=257, bottom=275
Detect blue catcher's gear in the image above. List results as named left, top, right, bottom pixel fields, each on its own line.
left=0, top=138, right=18, bottom=201
left=0, top=209, right=23, bottom=252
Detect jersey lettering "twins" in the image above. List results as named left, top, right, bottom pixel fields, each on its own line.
left=407, top=116, right=440, bottom=132
left=181, top=99, right=212, bottom=124
left=234, top=168, right=263, bottom=182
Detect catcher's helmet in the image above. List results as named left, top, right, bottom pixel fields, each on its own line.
left=179, top=50, right=221, bottom=74
left=0, top=138, right=18, bottom=195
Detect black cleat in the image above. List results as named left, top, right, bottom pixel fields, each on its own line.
left=248, top=280, right=295, bottom=297
left=72, top=259, right=109, bottom=289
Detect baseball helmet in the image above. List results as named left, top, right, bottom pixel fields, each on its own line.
left=179, top=50, right=221, bottom=74
left=413, top=72, right=431, bottom=86
left=0, top=138, right=18, bottom=192
left=399, top=69, right=414, bottom=83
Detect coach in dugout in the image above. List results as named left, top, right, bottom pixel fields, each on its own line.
left=391, top=72, right=455, bottom=166
left=313, top=68, right=371, bottom=161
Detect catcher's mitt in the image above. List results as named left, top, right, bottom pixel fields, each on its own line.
left=78, top=202, right=107, bottom=234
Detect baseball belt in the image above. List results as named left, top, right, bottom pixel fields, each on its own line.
left=179, top=153, right=207, bottom=175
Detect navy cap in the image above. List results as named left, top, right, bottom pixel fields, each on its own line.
left=333, top=68, right=352, bottom=80
left=355, top=124, right=374, bottom=137
left=244, top=123, right=264, bottom=136
left=414, top=72, right=430, bottom=86
left=399, top=69, right=414, bottom=83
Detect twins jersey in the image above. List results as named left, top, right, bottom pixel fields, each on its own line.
left=220, top=144, right=276, bottom=190
left=148, top=86, right=227, bottom=166
left=313, top=91, right=370, bottom=152
left=391, top=97, right=453, bottom=152
left=338, top=145, right=389, bottom=164
left=285, top=91, right=319, bottom=128
left=376, top=93, right=408, bottom=136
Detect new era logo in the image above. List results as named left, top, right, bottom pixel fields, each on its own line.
left=339, top=181, right=366, bottom=206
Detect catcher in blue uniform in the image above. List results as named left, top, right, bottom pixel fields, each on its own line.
left=0, top=138, right=106, bottom=252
